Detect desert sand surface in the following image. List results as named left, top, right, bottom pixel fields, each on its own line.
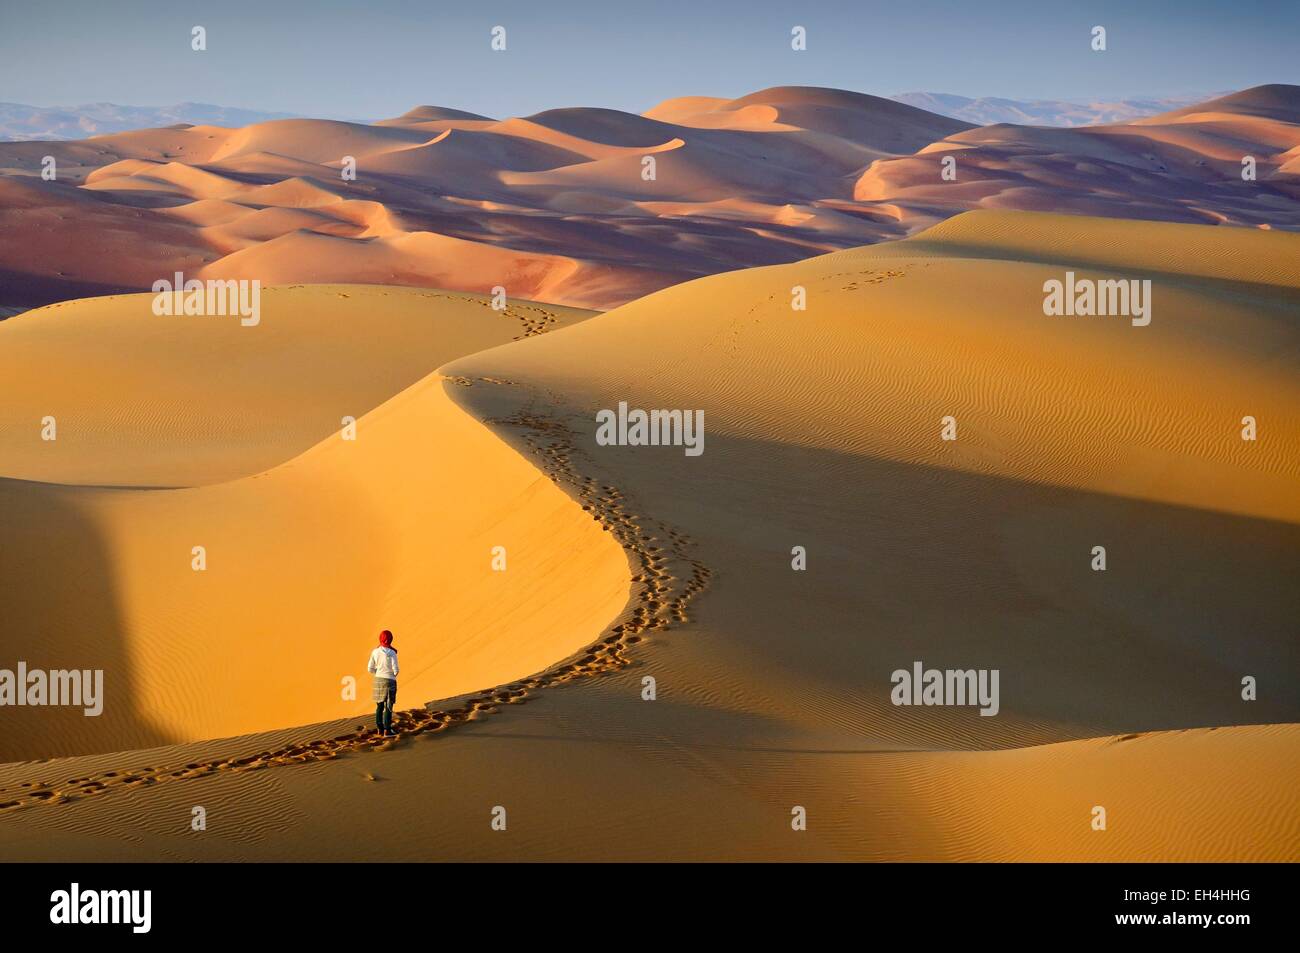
left=2, top=85, right=1297, bottom=315
left=0, top=286, right=628, bottom=761
left=1, top=211, right=1296, bottom=860
left=0, top=285, right=593, bottom=487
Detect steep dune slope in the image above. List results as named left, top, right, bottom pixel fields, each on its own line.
left=0, top=374, right=630, bottom=763
left=437, top=212, right=1300, bottom=754
left=0, top=288, right=628, bottom=763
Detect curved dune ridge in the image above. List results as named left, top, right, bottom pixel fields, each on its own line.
left=450, top=210, right=1300, bottom=525
left=0, top=211, right=1296, bottom=860
left=443, top=211, right=1300, bottom=738
left=2, top=85, right=1298, bottom=314
left=0, top=287, right=629, bottom=761
left=440, top=209, right=1299, bottom=857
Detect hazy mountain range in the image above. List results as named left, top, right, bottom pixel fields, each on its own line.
left=891, top=92, right=1226, bottom=126
left=0, top=92, right=1229, bottom=141
left=0, top=102, right=299, bottom=141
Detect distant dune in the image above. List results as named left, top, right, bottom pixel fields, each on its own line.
left=857, top=85, right=1300, bottom=229
left=2, top=85, right=1297, bottom=312
left=1, top=212, right=1296, bottom=859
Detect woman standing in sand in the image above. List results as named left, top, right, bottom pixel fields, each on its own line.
left=368, top=630, right=400, bottom=736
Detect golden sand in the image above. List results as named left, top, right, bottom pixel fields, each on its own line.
left=1, top=212, right=1296, bottom=859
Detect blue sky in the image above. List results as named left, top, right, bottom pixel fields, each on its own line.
left=1, top=0, right=1295, bottom=118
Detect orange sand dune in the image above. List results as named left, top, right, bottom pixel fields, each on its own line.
left=0, top=287, right=626, bottom=762
left=0, top=285, right=594, bottom=487
left=196, top=230, right=669, bottom=310
left=0, top=176, right=216, bottom=306
left=0, top=211, right=1295, bottom=859
left=442, top=210, right=1300, bottom=753
left=5, top=85, right=1297, bottom=314
left=858, top=84, right=1300, bottom=228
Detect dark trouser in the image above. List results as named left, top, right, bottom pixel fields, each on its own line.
left=374, top=679, right=396, bottom=732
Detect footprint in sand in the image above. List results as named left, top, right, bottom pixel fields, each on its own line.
left=0, top=404, right=714, bottom=816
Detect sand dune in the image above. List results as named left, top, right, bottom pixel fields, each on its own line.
left=858, top=84, right=1300, bottom=229
left=664, top=85, right=976, bottom=154
left=442, top=210, right=1300, bottom=750
left=0, top=211, right=1295, bottom=859
left=4, top=86, right=1297, bottom=314
left=0, top=176, right=215, bottom=307
left=1146, top=85, right=1300, bottom=125
left=0, top=285, right=594, bottom=487
left=0, top=286, right=627, bottom=762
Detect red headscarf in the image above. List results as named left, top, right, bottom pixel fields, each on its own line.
left=378, top=629, right=395, bottom=651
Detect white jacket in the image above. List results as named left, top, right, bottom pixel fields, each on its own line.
left=367, top=646, right=399, bottom=679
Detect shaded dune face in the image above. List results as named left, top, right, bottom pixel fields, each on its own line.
left=2, top=85, right=1297, bottom=313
